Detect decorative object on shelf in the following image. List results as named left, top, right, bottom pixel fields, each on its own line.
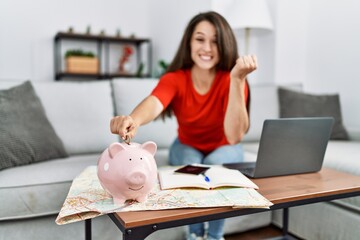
left=153, top=59, right=169, bottom=78
left=86, top=25, right=91, bottom=35
left=159, top=60, right=168, bottom=74
left=65, top=49, right=95, bottom=58
left=65, top=49, right=99, bottom=74
left=116, top=29, right=121, bottom=37
left=129, top=33, right=136, bottom=39
left=99, top=30, right=105, bottom=36
left=118, top=45, right=134, bottom=74
left=68, top=27, right=74, bottom=33
left=135, top=62, right=144, bottom=77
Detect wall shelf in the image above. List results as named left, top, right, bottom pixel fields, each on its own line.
left=54, top=32, right=152, bottom=80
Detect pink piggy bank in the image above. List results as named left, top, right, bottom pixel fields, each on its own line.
left=97, top=141, right=157, bottom=204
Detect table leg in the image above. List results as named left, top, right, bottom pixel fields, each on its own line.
left=85, top=219, right=92, bottom=240
left=275, top=208, right=298, bottom=240
left=282, top=208, right=289, bottom=236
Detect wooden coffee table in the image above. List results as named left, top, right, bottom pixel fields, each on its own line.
left=85, top=168, right=360, bottom=240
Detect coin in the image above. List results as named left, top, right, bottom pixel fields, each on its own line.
left=124, top=135, right=131, bottom=145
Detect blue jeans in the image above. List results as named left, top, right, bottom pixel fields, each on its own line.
left=169, top=138, right=244, bottom=239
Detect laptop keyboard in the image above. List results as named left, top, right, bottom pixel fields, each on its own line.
left=240, top=167, right=255, bottom=176
left=223, top=162, right=256, bottom=177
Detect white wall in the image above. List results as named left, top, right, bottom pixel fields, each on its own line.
left=147, top=0, right=210, bottom=75
left=1, top=0, right=359, bottom=129
left=272, top=0, right=309, bottom=85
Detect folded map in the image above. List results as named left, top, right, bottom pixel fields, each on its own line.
left=56, top=166, right=273, bottom=225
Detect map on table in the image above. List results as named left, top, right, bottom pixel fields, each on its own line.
left=56, top=166, right=273, bottom=225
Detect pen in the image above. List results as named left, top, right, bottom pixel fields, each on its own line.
left=202, top=173, right=210, bottom=182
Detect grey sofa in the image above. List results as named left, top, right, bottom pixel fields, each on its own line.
left=0, top=79, right=359, bottom=240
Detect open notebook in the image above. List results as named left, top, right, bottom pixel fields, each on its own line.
left=158, top=166, right=258, bottom=190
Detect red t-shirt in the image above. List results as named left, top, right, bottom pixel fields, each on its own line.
left=151, top=69, right=249, bottom=154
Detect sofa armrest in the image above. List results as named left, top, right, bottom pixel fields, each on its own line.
left=242, top=83, right=303, bottom=142
left=347, top=127, right=360, bottom=141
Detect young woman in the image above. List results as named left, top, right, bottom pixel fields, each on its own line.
left=110, top=11, right=257, bottom=240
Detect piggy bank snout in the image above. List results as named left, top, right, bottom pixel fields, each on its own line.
left=126, top=171, right=147, bottom=186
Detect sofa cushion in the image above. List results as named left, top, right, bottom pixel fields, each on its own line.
left=242, top=142, right=259, bottom=162
left=112, top=78, right=178, bottom=149
left=321, top=140, right=360, bottom=213
left=0, top=154, right=99, bottom=220
left=242, top=83, right=302, bottom=142
left=32, top=80, right=118, bottom=155
left=323, top=141, right=360, bottom=175
left=155, top=148, right=170, bottom=167
left=278, top=88, right=349, bottom=140
left=0, top=81, right=68, bottom=170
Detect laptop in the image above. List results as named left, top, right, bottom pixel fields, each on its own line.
left=224, top=117, right=334, bottom=178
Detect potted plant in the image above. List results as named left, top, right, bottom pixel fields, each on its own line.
left=65, top=49, right=99, bottom=74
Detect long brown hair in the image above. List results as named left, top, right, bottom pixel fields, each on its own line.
left=161, top=11, right=250, bottom=119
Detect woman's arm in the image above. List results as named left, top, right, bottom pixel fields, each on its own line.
left=224, top=55, right=257, bottom=144
left=110, top=95, right=164, bottom=140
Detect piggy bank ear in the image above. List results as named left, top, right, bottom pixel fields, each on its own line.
left=141, top=141, right=157, bottom=156
left=108, top=142, right=126, bottom=158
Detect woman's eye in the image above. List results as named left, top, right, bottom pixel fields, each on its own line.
left=196, top=38, right=204, bottom=42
